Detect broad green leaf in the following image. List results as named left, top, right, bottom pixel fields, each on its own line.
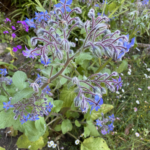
left=0, top=95, right=7, bottom=111
left=75, top=120, right=81, bottom=127
left=52, top=100, right=64, bottom=113
left=11, top=88, right=34, bottom=104
left=0, top=110, right=46, bottom=141
left=61, top=119, right=72, bottom=134
left=84, top=127, right=90, bottom=138
left=117, top=60, right=128, bottom=73
left=54, top=124, right=61, bottom=131
left=75, top=52, right=92, bottom=66
left=0, top=147, right=5, bottom=150
left=60, top=87, right=77, bottom=107
left=16, top=134, right=45, bottom=150
left=12, top=71, right=28, bottom=90
left=81, top=137, right=110, bottom=150
left=91, top=104, right=114, bottom=120
left=101, top=68, right=111, bottom=75
left=86, top=120, right=100, bottom=137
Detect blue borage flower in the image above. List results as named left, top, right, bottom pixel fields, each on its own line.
left=107, top=123, right=114, bottom=133
left=118, top=35, right=135, bottom=59
left=46, top=102, right=53, bottom=112
left=0, top=68, right=7, bottom=76
left=142, top=0, right=149, bottom=5
left=54, top=0, right=72, bottom=13
left=3, top=101, right=14, bottom=110
left=24, top=18, right=36, bottom=28
left=20, top=114, right=30, bottom=124
left=112, top=76, right=122, bottom=91
left=109, top=114, right=115, bottom=123
left=40, top=57, right=51, bottom=66
left=42, top=85, right=51, bottom=96
left=35, top=11, right=50, bottom=22
left=88, top=95, right=103, bottom=112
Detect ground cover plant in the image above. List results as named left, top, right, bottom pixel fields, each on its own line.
left=0, top=0, right=150, bottom=150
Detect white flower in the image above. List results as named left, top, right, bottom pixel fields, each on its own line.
left=135, top=132, right=140, bottom=137
left=128, top=69, right=132, bottom=72
left=121, top=73, right=124, bottom=76
left=138, top=88, right=142, bottom=91
left=80, top=133, right=84, bottom=137
left=132, top=128, right=134, bottom=131
left=52, top=144, right=57, bottom=148
left=75, top=38, right=78, bottom=41
left=148, top=86, right=150, bottom=90
left=136, top=100, right=140, bottom=104
left=116, top=91, right=120, bottom=94
left=134, top=107, right=137, bottom=112
left=122, top=89, right=124, bottom=93
left=47, top=141, right=54, bottom=147
left=28, top=145, right=31, bottom=149
left=147, top=68, right=150, bottom=71
left=128, top=72, right=131, bottom=75
left=75, top=139, right=80, bottom=145
left=144, top=74, right=148, bottom=78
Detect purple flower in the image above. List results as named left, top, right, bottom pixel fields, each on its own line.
left=13, top=47, right=18, bottom=52
left=3, top=31, right=9, bottom=34
left=46, top=102, right=53, bottom=112
left=22, top=46, right=40, bottom=59
left=3, top=101, right=14, bottom=110
left=12, top=33, right=16, bottom=38
left=5, top=18, right=11, bottom=22
left=29, top=115, right=40, bottom=121
left=12, top=26, right=16, bottom=30
left=54, top=0, right=72, bottom=13
left=112, top=76, right=122, bottom=91
left=17, top=21, right=29, bottom=32
left=17, top=45, right=22, bottom=49
left=40, top=54, right=51, bottom=66
left=101, top=128, right=107, bottom=135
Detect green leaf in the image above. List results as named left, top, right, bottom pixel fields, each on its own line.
left=86, top=120, right=100, bottom=137
left=75, top=52, right=92, bottom=66
left=54, top=124, right=61, bottom=131
left=84, top=127, right=90, bottom=138
left=0, top=62, right=17, bottom=69
left=52, top=100, right=64, bottom=113
left=81, top=137, right=110, bottom=150
left=117, top=60, right=128, bottom=73
left=91, top=104, right=114, bottom=120
left=0, top=110, right=46, bottom=141
left=12, top=71, right=28, bottom=90
left=11, top=88, right=34, bottom=104
left=0, top=95, right=7, bottom=111
left=16, top=134, right=45, bottom=150
left=61, top=119, right=72, bottom=134
left=36, top=6, right=46, bottom=12
left=75, top=120, right=81, bottom=127
left=0, top=147, right=5, bottom=150
left=60, top=87, right=77, bottom=107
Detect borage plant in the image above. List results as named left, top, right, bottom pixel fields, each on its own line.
left=0, top=0, right=134, bottom=149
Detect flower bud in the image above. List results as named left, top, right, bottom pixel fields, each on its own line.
left=72, top=77, right=80, bottom=85
left=91, top=46, right=103, bottom=58
left=74, top=7, right=82, bottom=14
left=74, top=96, right=81, bottom=107
left=55, top=49, right=63, bottom=60
left=111, top=72, right=118, bottom=76
left=30, top=83, right=39, bottom=93
left=88, top=9, right=95, bottom=19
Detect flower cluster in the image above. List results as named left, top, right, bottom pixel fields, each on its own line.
left=73, top=72, right=122, bottom=113
left=17, top=20, right=29, bottom=32
left=47, top=141, right=57, bottom=148
left=96, top=114, right=115, bottom=135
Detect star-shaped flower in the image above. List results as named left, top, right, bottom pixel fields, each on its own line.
left=54, top=0, right=72, bottom=13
